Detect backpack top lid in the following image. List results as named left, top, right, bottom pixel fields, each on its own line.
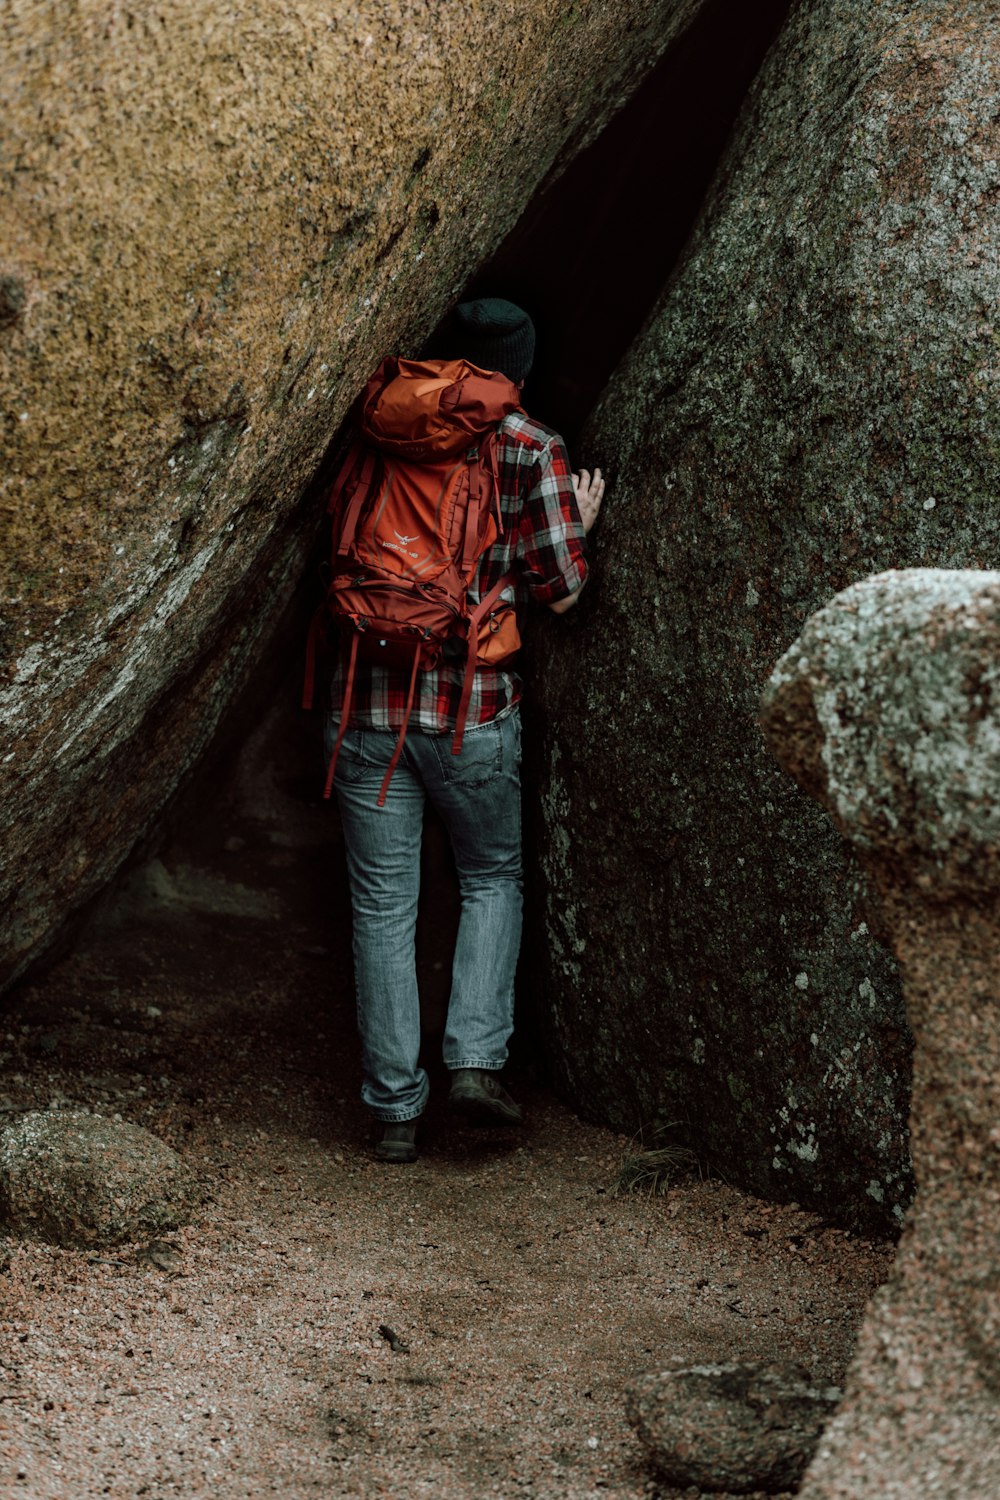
left=360, top=356, right=521, bottom=461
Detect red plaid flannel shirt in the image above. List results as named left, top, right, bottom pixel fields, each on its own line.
left=327, top=411, right=588, bottom=732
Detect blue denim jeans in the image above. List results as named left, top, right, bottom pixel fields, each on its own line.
left=326, top=708, right=523, bottom=1122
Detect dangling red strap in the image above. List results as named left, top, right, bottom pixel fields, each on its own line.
left=451, top=571, right=516, bottom=757
left=453, top=640, right=478, bottom=760
left=301, top=604, right=327, bottom=710
left=323, top=633, right=360, bottom=799
left=376, top=648, right=421, bottom=808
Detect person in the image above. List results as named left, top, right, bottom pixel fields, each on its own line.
left=325, top=297, right=605, bottom=1162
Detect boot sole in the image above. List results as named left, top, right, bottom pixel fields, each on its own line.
left=374, top=1142, right=418, bottom=1163
left=450, top=1092, right=523, bottom=1127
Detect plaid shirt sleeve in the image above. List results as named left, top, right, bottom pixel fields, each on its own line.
left=513, top=431, right=589, bottom=605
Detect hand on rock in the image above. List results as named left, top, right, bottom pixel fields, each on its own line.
left=572, top=467, right=605, bottom=534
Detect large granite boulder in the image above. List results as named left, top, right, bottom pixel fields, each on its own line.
left=529, top=0, right=1000, bottom=1230
left=762, top=569, right=1000, bottom=1499
left=0, top=0, right=701, bottom=991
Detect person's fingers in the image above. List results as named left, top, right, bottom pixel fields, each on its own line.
left=572, top=466, right=606, bottom=533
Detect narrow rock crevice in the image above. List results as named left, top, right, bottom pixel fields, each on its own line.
left=462, top=0, right=792, bottom=446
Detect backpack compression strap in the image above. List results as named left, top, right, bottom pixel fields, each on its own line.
left=333, top=448, right=378, bottom=558
left=302, top=444, right=378, bottom=713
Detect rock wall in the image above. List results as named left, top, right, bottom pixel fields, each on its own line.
left=530, top=0, right=1000, bottom=1230
left=0, top=0, right=703, bottom=990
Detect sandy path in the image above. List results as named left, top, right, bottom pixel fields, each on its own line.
left=1, top=809, right=891, bottom=1500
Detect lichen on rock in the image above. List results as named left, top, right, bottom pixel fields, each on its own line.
left=763, top=568, right=1000, bottom=892
left=0, top=1108, right=197, bottom=1248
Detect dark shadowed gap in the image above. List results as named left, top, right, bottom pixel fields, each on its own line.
left=455, top=0, right=792, bottom=451
left=444, top=0, right=794, bottom=1076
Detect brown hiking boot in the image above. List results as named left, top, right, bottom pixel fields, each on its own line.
left=374, top=1120, right=419, bottom=1163
left=448, top=1069, right=523, bottom=1126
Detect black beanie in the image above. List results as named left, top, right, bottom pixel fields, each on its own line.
left=451, top=298, right=536, bottom=383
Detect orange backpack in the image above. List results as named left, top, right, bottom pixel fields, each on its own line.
left=303, top=356, right=524, bottom=805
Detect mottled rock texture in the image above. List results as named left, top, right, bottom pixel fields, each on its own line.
left=762, top=568, right=1000, bottom=1499
left=0, top=1108, right=196, bottom=1247
left=626, top=1359, right=841, bottom=1494
left=0, top=0, right=701, bottom=991
left=529, top=0, right=1000, bottom=1229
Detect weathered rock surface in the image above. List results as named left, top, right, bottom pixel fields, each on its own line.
left=626, top=1359, right=841, bottom=1493
left=762, top=568, right=1000, bottom=1499
left=0, top=1108, right=197, bottom=1247
left=529, top=0, right=1000, bottom=1229
left=762, top=569, right=1000, bottom=895
left=0, top=0, right=704, bottom=991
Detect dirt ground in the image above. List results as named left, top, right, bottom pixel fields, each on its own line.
left=0, top=727, right=894, bottom=1500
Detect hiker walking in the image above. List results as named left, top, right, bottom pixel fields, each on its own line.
left=317, top=298, right=604, bottom=1161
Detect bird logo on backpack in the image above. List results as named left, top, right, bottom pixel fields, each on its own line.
left=302, top=355, right=523, bottom=805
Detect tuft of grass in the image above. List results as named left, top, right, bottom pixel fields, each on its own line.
left=614, top=1124, right=700, bottom=1199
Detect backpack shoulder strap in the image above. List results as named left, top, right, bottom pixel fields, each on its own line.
left=459, top=449, right=484, bottom=578
left=458, top=429, right=506, bottom=578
